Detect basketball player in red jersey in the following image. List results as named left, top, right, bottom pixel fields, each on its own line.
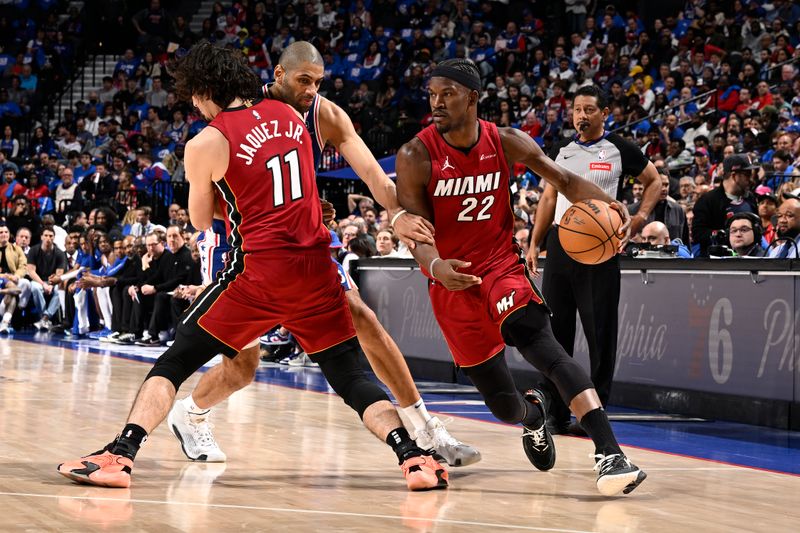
left=57, top=42, right=447, bottom=492
left=396, top=58, right=646, bottom=496
left=167, top=42, right=480, bottom=468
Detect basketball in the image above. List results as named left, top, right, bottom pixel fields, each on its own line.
left=558, top=199, right=623, bottom=265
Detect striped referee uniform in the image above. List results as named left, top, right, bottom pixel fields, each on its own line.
left=542, top=132, right=649, bottom=425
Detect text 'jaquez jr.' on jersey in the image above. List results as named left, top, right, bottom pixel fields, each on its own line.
left=209, top=98, right=328, bottom=255
left=233, top=114, right=306, bottom=166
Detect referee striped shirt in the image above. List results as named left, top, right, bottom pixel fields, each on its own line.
left=551, top=132, right=649, bottom=223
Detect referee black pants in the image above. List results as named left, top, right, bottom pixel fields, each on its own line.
left=541, top=226, right=620, bottom=423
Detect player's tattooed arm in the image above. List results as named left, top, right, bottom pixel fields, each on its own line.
left=321, top=98, right=434, bottom=248
left=498, top=127, right=630, bottom=235
left=397, top=139, right=481, bottom=291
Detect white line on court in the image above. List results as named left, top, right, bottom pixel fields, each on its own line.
left=0, top=491, right=594, bottom=533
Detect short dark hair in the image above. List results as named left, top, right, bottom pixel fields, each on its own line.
left=170, top=41, right=262, bottom=109
left=573, top=85, right=608, bottom=109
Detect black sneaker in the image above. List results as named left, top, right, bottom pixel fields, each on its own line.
left=135, top=337, right=162, bottom=347
left=521, top=389, right=556, bottom=471
left=593, top=453, right=647, bottom=496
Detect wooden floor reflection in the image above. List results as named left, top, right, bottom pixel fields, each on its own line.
left=0, top=339, right=798, bottom=532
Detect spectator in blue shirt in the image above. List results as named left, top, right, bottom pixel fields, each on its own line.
left=114, top=49, right=140, bottom=79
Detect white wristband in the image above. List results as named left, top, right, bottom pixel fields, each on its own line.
left=429, top=257, right=441, bottom=280
left=390, top=209, right=407, bottom=228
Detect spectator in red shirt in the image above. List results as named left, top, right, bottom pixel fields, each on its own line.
left=0, top=167, right=25, bottom=208
left=715, top=76, right=739, bottom=113
left=753, top=81, right=774, bottom=110
left=520, top=111, right=542, bottom=139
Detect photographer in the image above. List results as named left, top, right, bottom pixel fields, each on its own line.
left=638, top=221, right=693, bottom=258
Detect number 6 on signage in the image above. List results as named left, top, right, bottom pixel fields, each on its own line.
left=708, top=298, right=733, bottom=384
left=266, top=149, right=302, bottom=207
left=458, top=196, right=494, bottom=221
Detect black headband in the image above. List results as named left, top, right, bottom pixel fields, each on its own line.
left=430, top=65, right=481, bottom=92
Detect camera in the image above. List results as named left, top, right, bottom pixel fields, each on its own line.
left=625, top=242, right=679, bottom=258
left=707, top=229, right=735, bottom=257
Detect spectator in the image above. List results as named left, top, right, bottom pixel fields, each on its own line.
left=54, top=168, right=80, bottom=213
left=128, top=206, right=165, bottom=238
left=374, top=229, right=400, bottom=257
left=1, top=126, right=20, bottom=158
left=14, top=227, right=32, bottom=255
left=726, top=213, right=768, bottom=257
left=28, top=227, right=68, bottom=331
left=768, top=197, right=800, bottom=258
left=678, top=176, right=696, bottom=203
left=0, top=169, right=26, bottom=208
left=0, top=225, right=28, bottom=333
left=693, top=154, right=759, bottom=256
left=133, top=226, right=194, bottom=346
left=640, top=221, right=693, bottom=258
left=756, top=191, right=779, bottom=245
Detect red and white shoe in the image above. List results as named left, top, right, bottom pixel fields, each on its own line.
left=401, top=454, right=449, bottom=491
left=58, top=446, right=133, bottom=488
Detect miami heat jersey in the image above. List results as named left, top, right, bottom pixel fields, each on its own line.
left=208, top=98, right=329, bottom=255
left=417, top=120, right=515, bottom=277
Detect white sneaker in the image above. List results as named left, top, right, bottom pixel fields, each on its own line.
left=0, top=321, right=9, bottom=334
left=34, top=317, right=51, bottom=331
left=99, top=331, right=120, bottom=343
left=287, top=352, right=318, bottom=367
left=167, top=401, right=227, bottom=462
left=415, top=416, right=482, bottom=467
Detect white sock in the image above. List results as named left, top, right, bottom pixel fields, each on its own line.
left=2, top=312, right=11, bottom=324
left=182, top=394, right=210, bottom=415
left=401, top=398, right=433, bottom=433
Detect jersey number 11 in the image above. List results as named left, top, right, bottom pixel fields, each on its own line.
left=266, top=149, right=302, bottom=207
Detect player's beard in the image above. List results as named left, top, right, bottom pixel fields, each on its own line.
left=434, top=122, right=451, bottom=134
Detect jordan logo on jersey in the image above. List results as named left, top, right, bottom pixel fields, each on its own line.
left=441, top=156, right=455, bottom=172
left=433, top=172, right=501, bottom=197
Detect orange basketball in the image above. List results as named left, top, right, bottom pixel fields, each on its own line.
left=558, top=199, right=623, bottom=265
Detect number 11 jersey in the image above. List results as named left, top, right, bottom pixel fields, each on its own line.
left=208, top=98, right=329, bottom=255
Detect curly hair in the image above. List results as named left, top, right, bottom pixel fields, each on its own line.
left=170, top=41, right=263, bottom=110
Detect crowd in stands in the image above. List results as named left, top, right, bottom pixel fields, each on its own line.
left=0, top=0, right=798, bottom=340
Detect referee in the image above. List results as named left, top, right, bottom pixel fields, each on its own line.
left=530, top=85, right=661, bottom=434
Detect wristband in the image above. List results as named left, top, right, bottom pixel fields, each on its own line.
left=390, top=209, right=407, bottom=228
left=429, top=257, right=441, bottom=280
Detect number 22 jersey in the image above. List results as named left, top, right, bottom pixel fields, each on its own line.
left=417, top=120, right=515, bottom=277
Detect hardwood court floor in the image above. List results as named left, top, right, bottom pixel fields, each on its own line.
left=0, top=338, right=798, bottom=532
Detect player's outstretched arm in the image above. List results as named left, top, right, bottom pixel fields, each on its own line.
left=396, top=139, right=481, bottom=291
left=499, top=127, right=631, bottom=237
left=185, top=127, right=229, bottom=231
left=320, top=98, right=434, bottom=248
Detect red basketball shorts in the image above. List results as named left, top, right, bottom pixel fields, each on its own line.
left=182, top=251, right=356, bottom=355
left=429, top=255, right=544, bottom=368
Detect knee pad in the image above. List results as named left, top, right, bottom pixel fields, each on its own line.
left=482, top=389, right=525, bottom=424
left=461, top=354, right=525, bottom=425
left=314, top=338, right=390, bottom=419
left=501, top=304, right=594, bottom=404
left=146, top=323, right=234, bottom=391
